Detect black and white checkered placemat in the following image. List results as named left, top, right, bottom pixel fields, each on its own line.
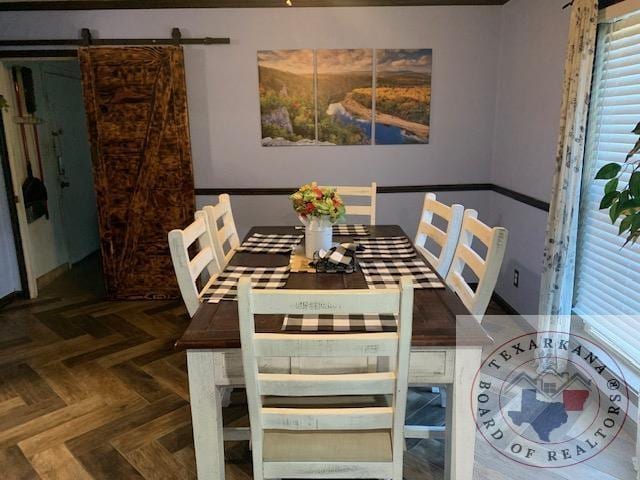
left=333, top=224, right=369, bottom=236
left=236, top=233, right=303, bottom=254
left=359, top=259, right=444, bottom=289
left=355, top=236, right=417, bottom=259
left=202, top=265, right=291, bottom=303
left=282, top=314, right=397, bottom=332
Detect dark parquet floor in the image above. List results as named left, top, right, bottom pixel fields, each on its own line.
left=0, top=254, right=634, bottom=480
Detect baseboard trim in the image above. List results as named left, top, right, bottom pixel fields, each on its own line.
left=194, top=183, right=550, bottom=212
left=36, top=263, right=70, bottom=291
left=0, top=291, right=21, bottom=309
left=491, top=291, right=519, bottom=316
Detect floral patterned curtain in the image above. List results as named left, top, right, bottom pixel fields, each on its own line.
left=537, top=0, right=599, bottom=371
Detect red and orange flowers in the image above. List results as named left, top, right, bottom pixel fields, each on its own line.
left=290, top=183, right=346, bottom=223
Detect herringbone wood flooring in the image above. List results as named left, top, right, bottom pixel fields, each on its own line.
left=0, top=254, right=636, bottom=480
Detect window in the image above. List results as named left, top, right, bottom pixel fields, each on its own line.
left=575, top=14, right=640, bottom=369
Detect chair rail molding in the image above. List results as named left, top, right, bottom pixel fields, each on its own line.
left=194, top=184, right=551, bottom=212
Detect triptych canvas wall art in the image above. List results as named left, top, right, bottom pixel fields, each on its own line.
left=258, top=48, right=432, bottom=146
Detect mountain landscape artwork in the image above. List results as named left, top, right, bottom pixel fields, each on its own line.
left=375, top=49, right=431, bottom=144
left=258, top=49, right=315, bottom=146
left=317, top=49, right=373, bottom=145
left=258, top=48, right=432, bottom=146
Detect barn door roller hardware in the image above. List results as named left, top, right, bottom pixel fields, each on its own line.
left=0, top=27, right=230, bottom=47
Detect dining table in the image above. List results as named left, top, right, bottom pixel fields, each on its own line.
left=175, top=224, right=493, bottom=480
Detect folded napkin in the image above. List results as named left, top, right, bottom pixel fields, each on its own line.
left=311, top=243, right=364, bottom=274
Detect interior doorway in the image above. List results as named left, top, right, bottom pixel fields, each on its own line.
left=0, top=58, right=103, bottom=299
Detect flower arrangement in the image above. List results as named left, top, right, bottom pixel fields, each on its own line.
left=290, top=183, right=345, bottom=223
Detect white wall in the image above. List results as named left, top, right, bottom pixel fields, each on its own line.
left=39, top=61, right=99, bottom=264
left=0, top=6, right=501, bottom=188
left=489, top=0, right=570, bottom=313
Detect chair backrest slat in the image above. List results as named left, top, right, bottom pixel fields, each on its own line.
left=414, top=193, right=464, bottom=278
left=250, top=287, right=399, bottom=316
left=238, top=276, right=413, bottom=479
left=320, top=182, right=377, bottom=225
left=188, top=247, right=216, bottom=281
left=253, top=333, right=398, bottom=358
left=261, top=407, right=394, bottom=431
left=258, top=372, right=396, bottom=397
left=182, top=216, right=208, bottom=246
left=445, top=210, right=508, bottom=319
left=203, top=193, right=240, bottom=268
left=168, top=213, right=221, bottom=317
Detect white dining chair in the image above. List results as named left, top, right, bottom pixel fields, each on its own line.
left=320, top=182, right=377, bottom=225
left=168, top=212, right=221, bottom=317
left=446, top=210, right=508, bottom=319
left=238, top=276, right=414, bottom=480
left=202, top=193, right=240, bottom=268
left=414, top=193, right=464, bottom=278
left=168, top=213, right=241, bottom=421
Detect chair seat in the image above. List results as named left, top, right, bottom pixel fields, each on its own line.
left=263, top=429, right=393, bottom=463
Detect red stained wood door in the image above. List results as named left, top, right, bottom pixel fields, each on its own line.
left=79, top=46, right=195, bottom=299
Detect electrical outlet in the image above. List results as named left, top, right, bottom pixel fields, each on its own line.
left=513, top=269, right=519, bottom=287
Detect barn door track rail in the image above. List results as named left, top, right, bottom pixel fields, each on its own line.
left=0, top=28, right=230, bottom=48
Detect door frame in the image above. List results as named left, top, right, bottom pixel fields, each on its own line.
left=0, top=111, right=28, bottom=298
left=0, top=61, right=38, bottom=298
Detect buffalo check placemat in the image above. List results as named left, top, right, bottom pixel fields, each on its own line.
left=236, top=233, right=303, bottom=254
left=355, top=236, right=417, bottom=259
left=202, top=265, right=290, bottom=303
left=282, top=314, right=397, bottom=332
left=333, top=224, right=369, bottom=236
left=359, top=259, right=444, bottom=289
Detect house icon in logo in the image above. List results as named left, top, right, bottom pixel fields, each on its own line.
left=504, top=369, right=591, bottom=404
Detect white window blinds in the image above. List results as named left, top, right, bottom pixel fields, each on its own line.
left=574, top=15, right=640, bottom=369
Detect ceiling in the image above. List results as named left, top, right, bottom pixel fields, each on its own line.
left=0, top=0, right=511, bottom=11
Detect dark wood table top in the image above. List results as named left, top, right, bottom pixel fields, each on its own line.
left=175, top=225, right=493, bottom=350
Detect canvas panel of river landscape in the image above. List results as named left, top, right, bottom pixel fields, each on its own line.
left=375, top=49, right=432, bottom=144
left=258, top=49, right=316, bottom=146
left=317, top=49, right=373, bottom=145
left=258, top=48, right=432, bottom=146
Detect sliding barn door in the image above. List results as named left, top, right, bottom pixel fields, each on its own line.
left=79, top=47, right=195, bottom=299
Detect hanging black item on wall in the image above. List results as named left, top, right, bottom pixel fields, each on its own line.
left=22, top=161, right=48, bottom=222
left=13, top=66, right=47, bottom=223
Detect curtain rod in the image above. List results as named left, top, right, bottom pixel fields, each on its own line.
left=0, top=28, right=230, bottom=47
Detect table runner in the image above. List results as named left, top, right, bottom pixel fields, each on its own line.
left=202, top=265, right=291, bottom=303
left=359, top=259, right=444, bottom=289
left=282, top=314, right=397, bottom=332
left=236, top=233, right=303, bottom=254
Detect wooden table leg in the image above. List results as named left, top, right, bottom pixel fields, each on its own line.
left=446, top=346, right=482, bottom=480
left=187, top=349, right=225, bottom=480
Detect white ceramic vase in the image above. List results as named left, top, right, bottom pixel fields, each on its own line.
left=301, top=216, right=333, bottom=258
